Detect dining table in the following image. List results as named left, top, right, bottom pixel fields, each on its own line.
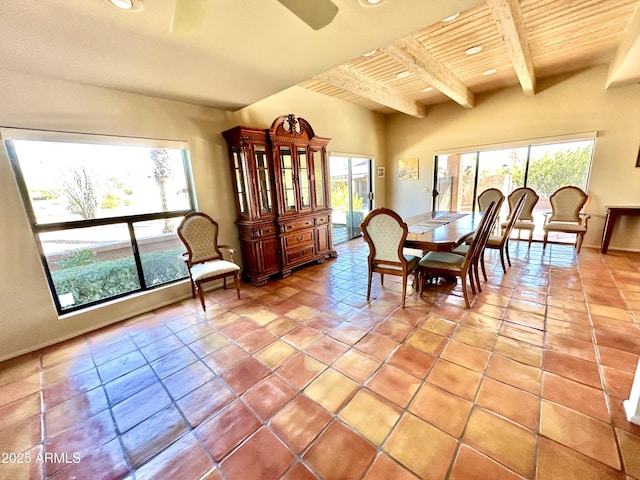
left=403, top=210, right=483, bottom=252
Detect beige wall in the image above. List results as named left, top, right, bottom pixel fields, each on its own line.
left=386, top=65, right=640, bottom=251
left=0, top=72, right=383, bottom=361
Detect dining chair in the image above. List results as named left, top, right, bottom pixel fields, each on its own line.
left=481, top=193, right=526, bottom=275
left=361, top=207, right=420, bottom=308
left=500, top=187, right=539, bottom=247
left=177, top=212, right=241, bottom=311
left=478, top=188, right=505, bottom=213
left=418, top=201, right=497, bottom=308
left=542, top=186, right=590, bottom=253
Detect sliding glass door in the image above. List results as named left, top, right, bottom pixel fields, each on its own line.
left=329, top=156, right=373, bottom=244
left=434, top=138, right=594, bottom=243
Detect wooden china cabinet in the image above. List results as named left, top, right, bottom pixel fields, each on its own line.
left=222, top=114, right=336, bottom=286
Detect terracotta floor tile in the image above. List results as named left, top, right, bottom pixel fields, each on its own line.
left=387, top=345, right=435, bottom=379
left=220, top=427, right=294, bottom=480
left=45, top=369, right=100, bottom=408
left=537, top=437, right=625, bottom=480
left=45, top=387, right=108, bottom=437
left=282, top=326, right=323, bottom=349
left=384, top=413, right=457, bottom=479
left=354, top=332, right=398, bottom=361
left=598, top=345, right=639, bottom=374
left=374, top=319, right=413, bottom=342
left=0, top=415, right=41, bottom=455
left=616, top=428, right=640, bottom=479
left=452, top=325, right=497, bottom=350
left=332, top=349, right=381, bottom=383
left=90, top=337, right=138, bottom=366
left=364, top=453, right=420, bottom=480
left=327, top=322, right=369, bottom=345
left=196, top=399, right=261, bottom=461
left=49, top=438, right=128, bottom=480
left=476, top=377, right=539, bottom=429
left=461, top=312, right=501, bottom=334
left=304, top=420, right=376, bottom=479
left=540, top=400, right=620, bottom=469
left=367, top=364, right=421, bottom=407
left=339, top=389, right=401, bottom=445
left=0, top=354, right=41, bottom=388
left=96, top=350, right=147, bottom=384
left=163, top=361, right=215, bottom=400
left=0, top=445, right=43, bottom=480
left=202, top=343, right=249, bottom=374
left=304, top=368, right=358, bottom=413
left=281, top=462, right=318, bottom=480
left=176, top=377, right=235, bottom=428
left=270, top=394, right=332, bottom=453
left=104, top=366, right=157, bottom=406
left=45, top=410, right=116, bottom=476
left=112, top=382, right=171, bottom=433
left=405, top=329, right=447, bottom=355
left=135, top=432, right=212, bottom=480
left=220, top=357, right=270, bottom=395
left=304, top=335, right=349, bottom=364
left=418, top=315, right=457, bottom=336
left=243, top=374, right=297, bottom=420
left=499, top=322, right=545, bottom=347
left=255, top=340, right=297, bottom=369
left=542, top=372, right=609, bottom=422
left=543, top=350, right=602, bottom=389
left=150, top=347, right=198, bottom=379
left=409, top=383, right=472, bottom=437
left=0, top=392, right=41, bottom=432
left=236, top=329, right=277, bottom=354
left=441, top=340, right=490, bottom=372
left=493, top=336, right=542, bottom=367
left=220, top=318, right=259, bottom=341
left=189, top=332, right=230, bottom=358
left=602, top=365, right=634, bottom=397
left=545, top=333, right=597, bottom=362
left=139, top=335, right=184, bottom=362
left=545, top=318, right=593, bottom=343
left=427, top=359, right=483, bottom=401
left=450, top=444, right=524, bottom=480
left=463, top=407, right=536, bottom=478
left=277, top=353, right=326, bottom=389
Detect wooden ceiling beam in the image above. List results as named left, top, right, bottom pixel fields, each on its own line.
left=314, top=65, right=427, bottom=118
left=384, top=36, right=475, bottom=109
left=487, top=0, right=536, bottom=95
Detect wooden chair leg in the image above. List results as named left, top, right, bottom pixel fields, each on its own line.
left=505, top=240, right=512, bottom=267
left=461, top=274, right=471, bottom=309
left=528, top=229, right=533, bottom=248
left=480, top=252, right=488, bottom=281
left=233, top=273, right=240, bottom=299
left=576, top=233, right=585, bottom=253
left=543, top=232, right=549, bottom=250
left=366, top=270, right=373, bottom=300
left=197, top=282, right=206, bottom=311
left=499, top=247, right=507, bottom=273
left=401, top=276, right=407, bottom=308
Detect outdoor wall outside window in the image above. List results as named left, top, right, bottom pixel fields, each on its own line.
left=2, top=128, right=196, bottom=314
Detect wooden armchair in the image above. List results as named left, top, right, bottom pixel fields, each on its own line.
left=177, top=212, right=241, bottom=311
left=361, top=208, right=419, bottom=308
left=542, top=186, right=590, bottom=253
left=500, top=187, right=539, bottom=247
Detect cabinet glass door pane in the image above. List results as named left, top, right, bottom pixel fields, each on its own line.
left=280, top=147, right=296, bottom=211
left=313, top=150, right=325, bottom=207
left=233, top=150, right=249, bottom=215
left=298, top=148, right=310, bottom=208
left=254, top=145, right=272, bottom=214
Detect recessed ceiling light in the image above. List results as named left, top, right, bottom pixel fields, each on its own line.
left=482, top=69, right=497, bottom=76
left=362, top=49, right=378, bottom=57
left=442, top=12, right=460, bottom=22
left=105, top=0, right=143, bottom=12
left=422, top=87, right=434, bottom=92
left=357, top=0, right=385, bottom=6
left=465, top=46, right=483, bottom=55
left=396, top=71, right=411, bottom=79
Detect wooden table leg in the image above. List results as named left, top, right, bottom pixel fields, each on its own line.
left=601, top=211, right=617, bottom=253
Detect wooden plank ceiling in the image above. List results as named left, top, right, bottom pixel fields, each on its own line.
left=299, top=0, right=640, bottom=117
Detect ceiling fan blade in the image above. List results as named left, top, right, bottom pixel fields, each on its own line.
left=170, top=0, right=206, bottom=33
left=276, top=0, right=339, bottom=30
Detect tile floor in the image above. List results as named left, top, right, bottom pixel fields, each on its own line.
left=1, top=239, right=640, bottom=480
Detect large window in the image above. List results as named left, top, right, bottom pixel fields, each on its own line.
left=434, top=136, right=595, bottom=242
left=3, top=129, right=196, bottom=314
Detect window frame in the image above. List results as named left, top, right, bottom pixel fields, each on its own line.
left=2, top=127, right=197, bottom=315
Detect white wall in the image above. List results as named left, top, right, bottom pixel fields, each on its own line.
left=0, top=73, right=384, bottom=361
left=385, top=65, right=640, bottom=251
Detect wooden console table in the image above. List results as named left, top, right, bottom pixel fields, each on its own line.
left=601, top=206, right=640, bottom=253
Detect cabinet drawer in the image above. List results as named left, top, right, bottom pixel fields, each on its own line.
left=284, top=230, right=314, bottom=248
left=281, top=218, right=314, bottom=232
left=285, top=245, right=316, bottom=264
left=315, top=214, right=330, bottom=225
left=255, top=225, right=278, bottom=237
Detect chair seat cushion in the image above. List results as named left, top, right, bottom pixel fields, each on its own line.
left=405, top=254, right=420, bottom=270
left=486, top=235, right=502, bottom=247
left=419, top=251, right=464, bottom=272
left=452, top=244, right=469, bottom=255
left=191, top=260, right=240, bottom=281
left=543, top=222, right=586, bottom=233
left=374, top=254, right=419, bottom=271
left=513, top=221, right=535, bottom=230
